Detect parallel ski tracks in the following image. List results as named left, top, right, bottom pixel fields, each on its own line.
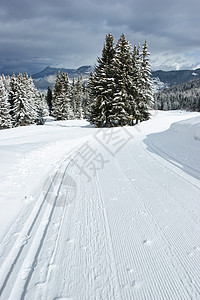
left=0, top=137, right=121, bottom=299
left=114, top=144, right=200, bottom=299
left=0, top=139, right=93, bottom=300
left=1, top=132, right=200, bottom=299
left=0, top=157, right=71, bottom=299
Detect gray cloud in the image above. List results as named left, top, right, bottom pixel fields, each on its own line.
left=0, top=0, right=200, bottom=74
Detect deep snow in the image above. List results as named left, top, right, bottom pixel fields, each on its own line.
left=0, top=110, right=200, bottom=299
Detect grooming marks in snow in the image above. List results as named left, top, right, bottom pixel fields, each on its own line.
left=0, top=111, right=200, bottom=299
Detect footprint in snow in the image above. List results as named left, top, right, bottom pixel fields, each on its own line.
left=66, top=238, right=75, bottom=244
left=123, top=280, right=144, bottom=290
left=130, top=178, right=136, bottom=182
left=111, top=197, right=118, bottom=201
left=127, top=268, right=134, bottom=273
left=142, top=239, right=152, bottom=246
left=137, top=211, right=148, bottom=216
left=131, top=280, right=143, bottom=289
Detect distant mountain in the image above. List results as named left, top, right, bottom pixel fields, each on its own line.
left=32, top=65, right=200, bottom=91
left=152, top=68, right=200, bottom=90
left=32, top=66, right=93, bottom=91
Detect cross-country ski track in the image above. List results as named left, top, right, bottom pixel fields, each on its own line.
left=0, top=111, right=200, bottom=299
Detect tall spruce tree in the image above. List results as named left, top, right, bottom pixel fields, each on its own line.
left=52, top=71, right=72, bottom=120
left=0, top=77, right=12, bottom=129
left=88, top=33, right=154, bottom=127
left=12, top=73, right=34, bottom=127
left=82, top=80, right=90, bottom=119
left=127, top=45, right=141, bottom=125
left=59, top=71, right=72, bottom=120
left=46, top=86, right=53, bottom=115
left=132, top=43, right=146, bottom=124
left=110, top=33, right=132, bottom=126
left=52, top=71, right=61, bottom=119
left=75, top=75, right=83, bottom=119
left=9, top=73, right=18, bottom=122
left=70, top=77, right=77, bottom=119
left=89, top=33, right=116, bottom=127
left=109, top=67, right=129, bottom=126
left=23, top=72, right=39, bottom=123
left=140, top=40, right=154, bottom=121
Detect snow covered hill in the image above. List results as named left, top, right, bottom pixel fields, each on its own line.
left=0, top=111, right=200, bottom=299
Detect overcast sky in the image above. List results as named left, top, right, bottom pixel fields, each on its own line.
left=0, top=0, right=200, bottom=75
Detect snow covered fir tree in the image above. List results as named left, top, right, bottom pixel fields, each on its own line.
left=0, top=73, right=48, bottom=130
left=0, top=76, right=12, bottom=129
left=88, top=33, right=155, bottom=127
left=51, top=72, right=87, bottom=120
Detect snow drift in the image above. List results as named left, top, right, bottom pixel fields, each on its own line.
left=144, top=115, right=200, bottom=180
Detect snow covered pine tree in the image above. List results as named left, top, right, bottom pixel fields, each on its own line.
left=89, top=33, right=116, bottom=127
left=0, top=76, right=12, bottom=129
left=88, top=34, right=154, bottom=127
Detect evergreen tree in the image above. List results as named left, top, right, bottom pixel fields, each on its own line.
left=109, top=68, right=129, bottom=126
left=139, top=40, right=154, bottom=121
left=46, top=86, right=53, bottom=115
left=111, top=33, right=132, bottom=126
left=82, top=80, right=91, bottom=119
left=128, top=45, right=142, bottom=125
left=75, top=75, right=83, bottom=119
left=89, top=33, right=116, bottom=127
left=23, top=72, right=39, bottom=123
left=133, top=43, right=146, bottom=124
left=52, top=71, right=61, bottom=118
left=0, top=72, right=45, bottom=129
left=52, top=71, right=72, bottom=120
left=9, top=73, right=18, bottom=122
left=35, top=93, right=49, bottom=124
left=1, top=74, right=11, bottom=93
left=60, top=71, right=72, bottom=119
left=70, top=77, right=77, bottom=119
left=12, top=73, right=34, bottom=127
left=88, top=33, right=154, bottom=127
left=0, top=77, right=12, bottom=129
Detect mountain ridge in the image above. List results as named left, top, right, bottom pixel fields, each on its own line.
left=32, top=65, right=92, bottom=90
left=31, top=66, right=200, bottom=91
left=32, top=65, right=92, bottom=80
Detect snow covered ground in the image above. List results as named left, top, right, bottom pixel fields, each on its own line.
left=0, top=110, right=200, bottom=299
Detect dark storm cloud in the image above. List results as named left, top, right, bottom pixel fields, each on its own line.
left=0, top=0, right=200, bottom=74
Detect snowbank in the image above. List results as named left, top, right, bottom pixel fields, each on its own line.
left=144, top=115, right=200, bottom=180
left=170, top=116, right=200, bottom=141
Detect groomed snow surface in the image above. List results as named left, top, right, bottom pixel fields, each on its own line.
left=0, top=110, right=200, bottom=300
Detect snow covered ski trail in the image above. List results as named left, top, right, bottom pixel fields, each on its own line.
left=0, top=113, right=200, bottom=299
left=0, top=154, right=75, bottom=299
